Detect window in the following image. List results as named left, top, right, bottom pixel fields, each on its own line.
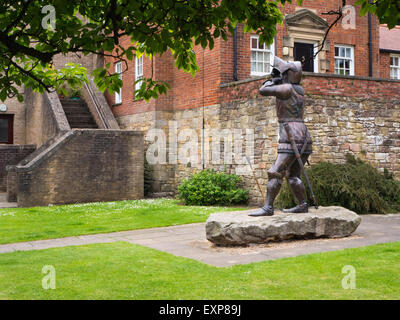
left=251, top=36, right=274, bottom=76
left=334, top=45, right=354, bottom=76
left=114, top=62, right=122, bottom=104
left=390, top=54, right=400, bottom=80
left=0, top=114, right=13, bottom=144
left=135, top=55, right=144, bottom=97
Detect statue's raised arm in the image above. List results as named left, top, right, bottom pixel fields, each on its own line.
left=259, top=82, right=292, bottom=100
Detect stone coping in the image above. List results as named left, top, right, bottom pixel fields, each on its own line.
left=220, top=72, right=400, bottom=88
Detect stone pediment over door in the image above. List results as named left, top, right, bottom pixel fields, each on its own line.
left=285, top=9, right=329, bottom=31
left=282, top=9, right=330, bottom=73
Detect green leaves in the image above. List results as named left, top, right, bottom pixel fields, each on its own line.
left=134, top=78, right=171, bottom=102
left=0, top=0, right=288, bottom=101
left=92, top=68, right=119, bottom=94
left=178, top=169, right=249, bottom=206
left=0, top=89, right=7, bottom=102
left=1, top=0, right=398, bottom=102
left=355, top=0, right=400, bottom=29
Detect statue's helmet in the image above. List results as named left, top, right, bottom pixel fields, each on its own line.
left=271, top=56, right=302, bottom=84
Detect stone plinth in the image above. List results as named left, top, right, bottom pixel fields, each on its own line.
left=206, top=206, right=361, bottom=246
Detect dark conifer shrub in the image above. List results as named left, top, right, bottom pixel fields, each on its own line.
left=276, top=154, right=400, bottom=214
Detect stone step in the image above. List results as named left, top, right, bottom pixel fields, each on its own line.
left=70, top=123, right=98, bottom=129
left=62, top=107, right=92, bottom=114
left=69, top=121, right=98, bottom=129
left=60, top=99, right=98, bottom=129
left=0, top=202, right=18, bottom=208
left=59, top=99, right=86, bottom=105
left=0, top=193, right=6, bottom=202
left=66, top=114, right=96, bottom=122
left=0, top=193, right=17, bottom=208
left=62, top=106, right=92, bottom=113
left=67, top=118, right=98, bottom=126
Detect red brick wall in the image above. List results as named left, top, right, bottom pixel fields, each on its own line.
left=105, top=36, right=156, bottom=117
left=219, top=73, right=400, bottom=104
left=107, top=0, right=386, bottom=117
left=288, top=0, right=380, bottom=78
left=226, top=0, right=380, bottom=81
left=380, top=52, right=391, bottom=79
left=105, top=39, right=222, bottom=114
left=220, top=23, right=251, bottom=84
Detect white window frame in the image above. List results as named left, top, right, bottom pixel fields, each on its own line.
left=334, top=45, right=355, bottom=76
left=390, top=54, right=400, bottom=80
left=135, top=55, right=144, bottom=97
left=293, top=39, right=319, bottom=73
left=114, top=62, right=122, bottom=104
left=250, top=35, right=274, bottom=76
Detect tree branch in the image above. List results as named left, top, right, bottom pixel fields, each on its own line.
left=3, top=0, right=34, bottom=34
left=312, top=0, right=347, bottom=60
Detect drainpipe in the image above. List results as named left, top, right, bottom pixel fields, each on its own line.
left=233, top=25, right=238, bottom=81
left=368, top=1, right=373, bottom=77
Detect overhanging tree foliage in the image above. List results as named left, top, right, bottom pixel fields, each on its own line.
left=0, top=0, right=398, bottom=102
left=356, top=0, right=400, bottom=29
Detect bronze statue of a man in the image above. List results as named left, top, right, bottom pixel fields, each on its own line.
left=250, top=56, right=312, bottom=217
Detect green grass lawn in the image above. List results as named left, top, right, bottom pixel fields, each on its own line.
left=0, top=241, right=399, bottom=300
left=0, top=198, right=246, bottom=244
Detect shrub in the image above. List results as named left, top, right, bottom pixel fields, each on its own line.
left=276, top=154, right=400, bottom=214
left=178, top=169, right=249, bottom=206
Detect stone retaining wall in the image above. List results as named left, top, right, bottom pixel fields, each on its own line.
left=171, top=95, right=400, bottom=205
left=12, top=130, right=144, bottom=207
left=0, top=145, right=36, bottom=192
left=115, top=74, right=400, bottom=205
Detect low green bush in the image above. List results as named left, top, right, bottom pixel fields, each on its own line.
left=178, top=169, right=249, bottom=206
left=276, top=154, right=400, bottom=214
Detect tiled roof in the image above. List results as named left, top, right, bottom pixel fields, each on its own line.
left=380, top=25, right=400, bottom=52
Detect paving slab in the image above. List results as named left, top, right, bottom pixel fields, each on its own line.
left=0, top=193, right=17, bottom=208
left=0, top=213, right=399, bottom=267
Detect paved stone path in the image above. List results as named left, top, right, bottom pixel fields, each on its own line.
left=0, top=193, right=17, bottom=208
left=0, top=213, right=399, bottom=267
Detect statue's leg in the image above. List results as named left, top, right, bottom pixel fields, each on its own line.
left=283, top=154, right=309, bottom=213
left=249, top=153, right=292, bottom=216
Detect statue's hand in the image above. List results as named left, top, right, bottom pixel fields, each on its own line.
left=262, top=77, right=282, bottom=87
left=262, top=80, right=274, bottom=87
left=272, top=77, right=282, bottom=85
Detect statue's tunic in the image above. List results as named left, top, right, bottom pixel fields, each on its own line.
left=276, top=84, right=312, bottom=154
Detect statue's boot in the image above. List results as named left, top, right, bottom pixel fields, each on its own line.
left=248, top=205, right=274, bottom=217
left=249, top=175, right=283, bottom=217
left=283, top=202, right=308, bottom=213
left=284, top=176, right=308, bottom=213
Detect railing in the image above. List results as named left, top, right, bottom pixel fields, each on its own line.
left=83, top=80, right=108, bottom=129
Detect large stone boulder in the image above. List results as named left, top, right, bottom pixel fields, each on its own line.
left=206, top=206, right=361, bottom=246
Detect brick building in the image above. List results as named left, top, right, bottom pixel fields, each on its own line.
left=105, top=0, right=390, bottom=114
left=379, top=24, right=400, bottom=79
left=1, top=0, right=400, bottom=206
left=102, top=0, right=400, bottom=203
